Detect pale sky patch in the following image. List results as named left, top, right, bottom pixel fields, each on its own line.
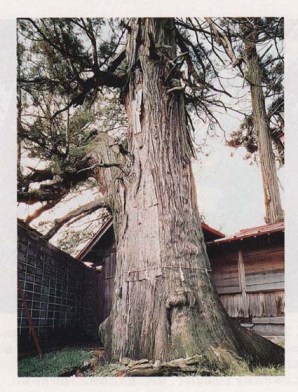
left=193, top=134, right=284, bottom=235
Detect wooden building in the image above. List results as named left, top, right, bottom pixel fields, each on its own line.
left=77, top=219, right=284, bottom=338
left=207, top=222, right=284, bottom=337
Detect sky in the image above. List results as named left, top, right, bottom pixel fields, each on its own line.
left=193, top=135, right=284, bottom=235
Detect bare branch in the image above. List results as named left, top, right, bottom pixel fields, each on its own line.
left=205, top=18, right=238, bottom=66
left=175, top=28, right=232, bottom=98
left=167, top=86, right=185, bottom=94
left=42, top=197, right=107, bottom=240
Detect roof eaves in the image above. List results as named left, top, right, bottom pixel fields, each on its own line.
left=201, top=222, right=225, bottom=239
left=76, top=217, right=113, bottom=260
left=206, top=224, right=284, bottom=246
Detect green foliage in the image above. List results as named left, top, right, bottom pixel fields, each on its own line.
left=17, top=17, right=127, bottom=190
left=227, top=115, right=258, bottom=154
left=56, top=228, right=95, bottom=255
left=18, top=349, right=91, bottom=377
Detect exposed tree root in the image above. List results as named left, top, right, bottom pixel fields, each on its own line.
left=98, top=315, right=284, bottom=372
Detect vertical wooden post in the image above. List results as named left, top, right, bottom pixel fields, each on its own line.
left=237, top=250, right=249, bottom=318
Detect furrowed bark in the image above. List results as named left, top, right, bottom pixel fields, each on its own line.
left=95, top=18, right=284, bottom=369
left=244, top=29, right=284, bottom=224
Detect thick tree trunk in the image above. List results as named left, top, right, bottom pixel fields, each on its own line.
left=244, top=34, right=284, bottom=224
left=95, top=18, right=283, bottom=369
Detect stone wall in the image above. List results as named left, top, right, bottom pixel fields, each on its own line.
left=17, top=221, right=100, bottom=354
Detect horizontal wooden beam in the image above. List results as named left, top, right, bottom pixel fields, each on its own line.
left=252, top=317, right=284, bottom=324
left=217, top=286, right=241, bottom=294
left=246, top=272, right=284, bottom=285
left=246, top=281, right=284, bottom=292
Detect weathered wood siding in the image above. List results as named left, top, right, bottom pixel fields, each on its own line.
left=243, top=247, right=284, bottom=292
left=219, top=294, right=246, bottom=318
left=211, top=252, right=240, bottom=294
left=247, top=290, right=284, bottom=318
left=209, top=239, right=284, bottom=336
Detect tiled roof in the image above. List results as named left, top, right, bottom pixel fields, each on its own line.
left=207, top=221, right=284, bottom=245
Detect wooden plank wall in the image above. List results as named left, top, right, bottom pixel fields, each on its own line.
left=211, top=252, right=240, bottom=294
left=247, top=290, right=284, bottom=318
left=243, top=247, right=284, bottom=292
left=210, top=244, right=284, bottom=321
left=219, top=293, right=246, bottom=318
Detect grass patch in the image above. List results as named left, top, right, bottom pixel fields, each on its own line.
left=18, top=349, right=284, bottom=377
left=226, top=365, right=285, bottom=377
left=250, top=365, right=284, bottom=376
left=18, top=348, right=92, bottom=377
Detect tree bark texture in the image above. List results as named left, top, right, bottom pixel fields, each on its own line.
left=93, top=18, right=283, bottom=368
left=244, top=34, right=284, bottom=224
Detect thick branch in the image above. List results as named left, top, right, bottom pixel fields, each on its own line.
left=25, top=167, right=54, bottom=183
left=43, top=197, right=106, bottom=240
left=25, top=199, right=62, bottom=224
left=107, top=50, right=126, bottom=73
left=18, top=165, right=92, bottom=204
left=51, top=70, right=126, bottom=119
left=18, top=187, right=64, bottom=205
